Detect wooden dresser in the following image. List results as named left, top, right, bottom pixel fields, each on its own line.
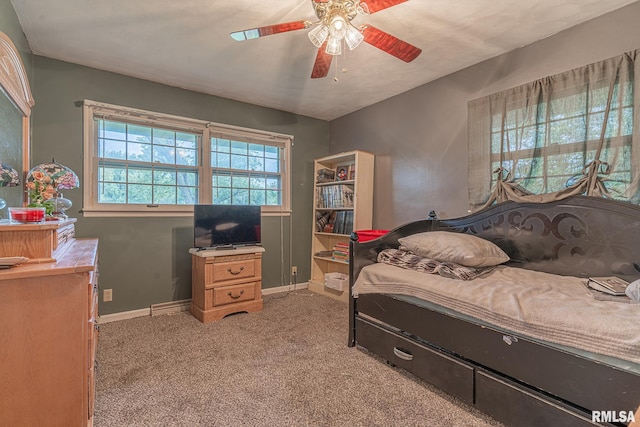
left=0, top=221, right=98, bottom=426
left=0, top=218, right=77, bottom=263
left=190, top=246, right=264, bottom=323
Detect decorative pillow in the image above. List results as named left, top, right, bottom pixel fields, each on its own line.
left=397, top=231, right=509, bottom=268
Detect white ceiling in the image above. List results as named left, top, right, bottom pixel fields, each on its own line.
left=10, top=0, right=639, bottom=120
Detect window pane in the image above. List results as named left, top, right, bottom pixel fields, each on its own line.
left=178, top=171, right=197, bottom=186
left=231, top=141, right=247, bottom=155
left=214, top=153, right=230, bottom=168
left=250, top=176, right=266, bottom=189
left=129, top=168, right=152, bottom=184
left=265, top=158, right=279, bottom=173
left=100, top=166, right=126, bottom=182
left=102, top=140, right=126, bottom=160
left=128, top=142, right=151, bottom=162
left=248, top=156, right=264, bottom=171
left=250, top=190, right=265, bottom=205
left=154, top=186, right=176, bottom=204
left=231, top=154, right=247, bottom=170
left=232, top=189, right=249, bottom=204
left=153, top=145, right=175, bottom=164
left=265, top=145, right=278, bottom=159
left=128, top=124, right=151, bottom=143
left=266, top=190, right=280, bottom=205
left=101, top=120, right=126, bottom=141
left=177, top=148, right=197, bottom=166
left=128, top=184, right=152, bottom=204
left=176, top=132, right=197, bottom=149
left=216, top=139, right=231, bottom=153
left=248, top=144, right=264, bottom=156
left=213, top=188, right=231, bottom=204
left=154, top=170, right=176, bottom=185
left=177, top=186, right=197, bottom=205
left=153, top=129, right=175, bottom=146
left=99, top=183, right=126, bottom=203
left=232, top=175, right=249, bottom=188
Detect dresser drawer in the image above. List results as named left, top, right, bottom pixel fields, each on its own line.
left=56, top=223, right=75, bottom=246
left=212, top=258, right=256, bottom=283
left=212, top=282, right=257, bottom=306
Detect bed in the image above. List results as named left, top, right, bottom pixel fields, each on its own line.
left=348, top=196, right=640, bottom=427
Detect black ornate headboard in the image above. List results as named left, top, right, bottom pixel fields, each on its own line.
left=351, top=196, right=640, bottom=281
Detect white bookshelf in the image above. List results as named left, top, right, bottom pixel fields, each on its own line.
left=309, top=150, right=374, bottom=302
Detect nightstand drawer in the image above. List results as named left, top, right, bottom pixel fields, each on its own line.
left=212, top=259, right=256, bottom=283
left=213, top=282, right=256, bottom=306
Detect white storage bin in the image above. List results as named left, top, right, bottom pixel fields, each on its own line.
left=324, top=272, right=349, bottom=292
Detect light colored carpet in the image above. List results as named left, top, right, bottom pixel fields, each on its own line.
left=95, top=290, right=504, bottom=426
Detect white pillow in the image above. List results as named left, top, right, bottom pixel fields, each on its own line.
left=398, top=231, right=509, bottom=268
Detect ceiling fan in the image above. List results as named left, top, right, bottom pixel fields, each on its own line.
left=230, top=0, right=421, bottom=79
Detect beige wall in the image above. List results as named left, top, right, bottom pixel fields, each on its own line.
left=330, top=1, right=640, bottom=229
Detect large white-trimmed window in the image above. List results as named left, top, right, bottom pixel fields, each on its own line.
left=83, top=100, right=292, bottom=216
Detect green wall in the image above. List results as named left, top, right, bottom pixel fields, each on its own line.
left=29, top=56, right=329, bottom=314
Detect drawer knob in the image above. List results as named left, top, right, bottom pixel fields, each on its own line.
left=393, top=347, right=414, bottom=361
left=227, top=266, right=245, bottom=275
left=227, top=290, right=245, bottom=300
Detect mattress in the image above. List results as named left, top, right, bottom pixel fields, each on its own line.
left=353, top=263, right=640, bottom=365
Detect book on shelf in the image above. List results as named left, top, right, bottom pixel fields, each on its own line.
left=587, top=276, right=629, bottom=296
left=331, top=211, right=353, bottom=235
left=315, top=185, right=354, bottom=209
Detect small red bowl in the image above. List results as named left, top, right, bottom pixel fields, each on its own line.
left=8, top=207, right=46, bottom=223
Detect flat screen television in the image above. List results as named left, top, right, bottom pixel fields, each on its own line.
left=193, top=205, right=261, bottom=249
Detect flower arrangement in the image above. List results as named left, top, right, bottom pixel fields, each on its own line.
left=26, top=170, right=56, bottom=215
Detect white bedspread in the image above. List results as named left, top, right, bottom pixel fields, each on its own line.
left=353, top=263, right=640, bottom=364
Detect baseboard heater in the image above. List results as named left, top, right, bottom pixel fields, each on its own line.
left=150, top=299, right=192, bottom=317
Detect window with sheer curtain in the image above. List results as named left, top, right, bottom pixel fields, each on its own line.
left=468, top=50, right=640, bottom=210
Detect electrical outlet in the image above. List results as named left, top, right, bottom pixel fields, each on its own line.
left=291, top=266, right=298, bottom=276
left=103, top=289, right=113, bottom=302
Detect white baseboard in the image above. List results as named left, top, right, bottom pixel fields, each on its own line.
left=262, top=282, right=308, bottom=295
left=150, top=299, right=192, bottom=317
left=98, top=283, right=308, bottom=324
left=99, top=308, right=150, bottom=324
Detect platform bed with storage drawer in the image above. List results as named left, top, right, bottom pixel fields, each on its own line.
left=349, top=196, right=640, bottom=427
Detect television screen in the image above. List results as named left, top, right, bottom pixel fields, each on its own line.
left=194, top=205, right=261, bottom=249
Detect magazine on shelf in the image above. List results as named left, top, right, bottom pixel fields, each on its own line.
left=587, top=276, right=629, bottom=296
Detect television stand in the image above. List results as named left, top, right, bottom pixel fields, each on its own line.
left=189, top=246, right=265, bottom=323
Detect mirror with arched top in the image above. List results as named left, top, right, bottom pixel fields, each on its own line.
left=0, top=31, right=34, bottom=212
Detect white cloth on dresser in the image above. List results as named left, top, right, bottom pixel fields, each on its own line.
left=353, top=264, right=640, bottom=364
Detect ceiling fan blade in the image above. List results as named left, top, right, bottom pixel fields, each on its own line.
left=230, top=20, right=310, bottom=41
left=362, top=25, right=421, bottom=62
left=311, top=43, right=333, bottom=79
left=360, top=0, right=408, bottom=14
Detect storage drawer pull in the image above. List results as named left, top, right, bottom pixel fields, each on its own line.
left=393, top=347, right=414, bottom=361
left=227, top=266, right=245, bottom=275
left=227, top=290, right=245, bottom=300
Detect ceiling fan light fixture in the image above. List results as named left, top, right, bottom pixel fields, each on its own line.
left=325, top=36, right=342, bottom=56
left=328, top=15, right=347, bottom=40
left=344, top=24, right=364, bottom=50
left=308, top=24, right=329, bottom=48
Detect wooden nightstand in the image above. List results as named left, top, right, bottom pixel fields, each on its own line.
left=189, top=246, right=264, bottom=323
